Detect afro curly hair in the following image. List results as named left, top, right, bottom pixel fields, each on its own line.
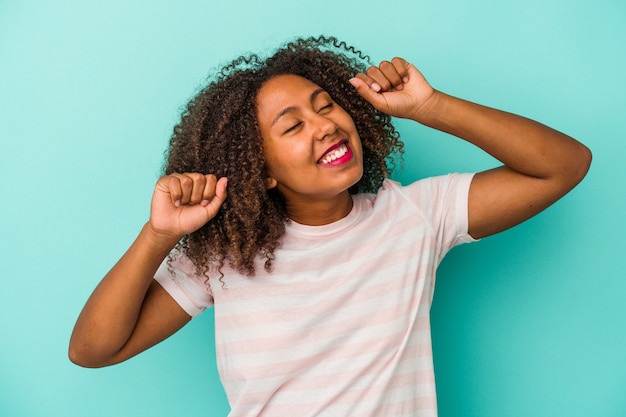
left=164, top=35, right=403, bottom=279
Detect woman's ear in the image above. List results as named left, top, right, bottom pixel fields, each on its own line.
left=266, top=177, right=278, bottom=189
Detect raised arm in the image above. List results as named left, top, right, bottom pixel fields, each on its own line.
left=350, top=58, right=591, bottom=239
left=69, top=174, right=227, bottom=368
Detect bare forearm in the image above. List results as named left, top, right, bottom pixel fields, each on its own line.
left=69, top=223, right=179, bottom=366
left=415, top=91, right=591, bottom=182
left=70, top=175, right=227, bottom=367
left=352, top=59, right=591, bottom=238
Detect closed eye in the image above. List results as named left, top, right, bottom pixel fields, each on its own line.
left=318, top=102, right=334, bottom=113
left=284, top=121, right=302, bottom=134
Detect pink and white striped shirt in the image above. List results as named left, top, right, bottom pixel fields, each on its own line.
left=155, top=173, right=476, bottom=417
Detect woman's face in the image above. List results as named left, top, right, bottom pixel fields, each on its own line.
left=256, top=74, right=364, bottom=208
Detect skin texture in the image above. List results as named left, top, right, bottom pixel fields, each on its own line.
left=69, top=53, right=591, bottom=368
left=257, top=75, right=364, bottom=225
left=162, top=37, right=402, bottom=279
left=350, top=57, right=591, bottom=238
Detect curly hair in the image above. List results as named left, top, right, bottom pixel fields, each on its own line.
left=165, top=35, right=403, bottom=279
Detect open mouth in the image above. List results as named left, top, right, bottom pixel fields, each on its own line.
left=318, top=141, right=350, bottom=165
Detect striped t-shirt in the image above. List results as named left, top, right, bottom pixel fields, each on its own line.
left=155, top=173, right=476, bottom=417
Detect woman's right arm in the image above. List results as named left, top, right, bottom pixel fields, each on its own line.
left=68, top=174, right=228, bottom=368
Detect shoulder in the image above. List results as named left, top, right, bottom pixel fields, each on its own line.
left=153, top=251, right=215, bottom=317
left=367, top=174, right=476, bottom=233
left=396, top=173, right=475, bottom=204
left=368, top=174, right=474, bottom=203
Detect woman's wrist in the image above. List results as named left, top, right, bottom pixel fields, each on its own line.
left=141, top=222, right=182, bottom=254
left=410, top=89, right=447, bottom=126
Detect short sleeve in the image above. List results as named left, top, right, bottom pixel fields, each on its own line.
left=402, top=172, right=478, bottom=260
left=154, top=252, right=214, bottom=317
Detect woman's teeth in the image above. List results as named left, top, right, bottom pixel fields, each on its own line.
left=320, top=143, right=348, bottom=165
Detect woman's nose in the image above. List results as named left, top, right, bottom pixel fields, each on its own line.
left=312, top=114, right=338, bottom=141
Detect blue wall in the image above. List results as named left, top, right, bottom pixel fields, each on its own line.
left=1, top=1, right=624, bottom=416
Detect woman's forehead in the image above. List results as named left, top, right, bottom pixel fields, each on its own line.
left=258, top=74, right=321, bottom=98
left=255, top=74, right=325, bottom=121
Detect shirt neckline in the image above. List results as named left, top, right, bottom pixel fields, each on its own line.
left=284, top=195, right=365, bottom=239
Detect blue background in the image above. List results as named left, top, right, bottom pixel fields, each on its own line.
left=1, top=0, right=624, bottom=416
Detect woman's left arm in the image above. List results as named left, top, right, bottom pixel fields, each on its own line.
left=350, top=58, right=592, bottom=239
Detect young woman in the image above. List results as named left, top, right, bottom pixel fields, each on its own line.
left=69, top=36, right=591, bottom=416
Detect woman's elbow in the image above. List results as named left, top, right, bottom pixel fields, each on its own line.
left=68, top=346, right=97, bottom=368
left=570, top=142, right=592, bottom=185
left=68, top=340, right=112, bottom=368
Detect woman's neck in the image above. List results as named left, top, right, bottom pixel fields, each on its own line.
left=285, top=192, right=354, bottom=226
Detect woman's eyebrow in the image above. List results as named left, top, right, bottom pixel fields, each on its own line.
left=271, top=88, right=326, bottom=126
